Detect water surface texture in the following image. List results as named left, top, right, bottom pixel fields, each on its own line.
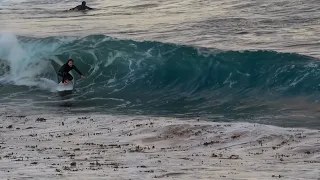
left=1, top=0, right=320, bottom=128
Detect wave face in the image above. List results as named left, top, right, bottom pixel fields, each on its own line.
left=1, top=34, right=320, bottom=126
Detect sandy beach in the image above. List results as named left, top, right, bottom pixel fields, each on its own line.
left=0, top=109, right=320, bottom=180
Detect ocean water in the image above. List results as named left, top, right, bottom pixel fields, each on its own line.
left=1, top=0, right=320, bottom=129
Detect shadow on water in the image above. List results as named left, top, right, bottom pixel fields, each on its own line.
left=58, top=101, right=74, bottom=107
left=56, top=90, right=75, bottom=107
left=58, top=90, right=73, bottom=97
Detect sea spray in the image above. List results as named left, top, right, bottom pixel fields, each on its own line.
left=0, top=33, right=59, bottom=91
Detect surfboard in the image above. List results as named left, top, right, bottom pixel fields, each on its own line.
left=56, top=80, right=74, bottom=92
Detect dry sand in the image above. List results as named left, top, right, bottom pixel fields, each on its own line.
left=0, top=110, right=320, bottom=180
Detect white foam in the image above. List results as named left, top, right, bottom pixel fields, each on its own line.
left=0, top=33, right=59, bottom=91
left=0, top=111, right=319, bottom=179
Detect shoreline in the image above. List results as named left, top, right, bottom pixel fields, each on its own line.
left=1, top=112, right=320, bottom=179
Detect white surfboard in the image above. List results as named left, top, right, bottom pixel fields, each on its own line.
left=56, top=80, right=74, bottom=92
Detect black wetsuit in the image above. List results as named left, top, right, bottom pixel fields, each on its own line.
left=58, top=63, right=83, bottom=83
left=70, top=5, right=93, bottom=11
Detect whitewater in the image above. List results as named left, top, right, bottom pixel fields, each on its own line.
left=1, top=0, right=320, bottom=179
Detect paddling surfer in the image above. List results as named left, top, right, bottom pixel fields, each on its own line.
left=69, top=1, right=94, bottom=11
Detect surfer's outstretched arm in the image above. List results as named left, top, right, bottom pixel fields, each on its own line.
left=73, top=65, right=83, bottom=75
left=73, top=65, right=86, bottom=78
left=69, top=5, right=80, bottom=10
left=86, top=6, right=93, bottom=10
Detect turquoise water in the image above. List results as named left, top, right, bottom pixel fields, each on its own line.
left=1, top=0, right=320, bottom=128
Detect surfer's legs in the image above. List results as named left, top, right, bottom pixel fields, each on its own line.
left=65, top=73, right=73, bottom=81
left=62, top=73, right=73, bottom=85
left=63, top=80, right=70, bottom=86
left=57, top=72, right=64, bottom=83
left=58, top=72, right=73, bottom=84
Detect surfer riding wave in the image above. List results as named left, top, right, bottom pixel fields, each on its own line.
left=58, top=59, right=85, bottom=86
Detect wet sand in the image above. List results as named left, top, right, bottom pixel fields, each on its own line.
left=1, top=111, right=320, bottom=180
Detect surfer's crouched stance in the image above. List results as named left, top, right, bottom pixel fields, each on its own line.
left=58, top=59, right=85, bottom=86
